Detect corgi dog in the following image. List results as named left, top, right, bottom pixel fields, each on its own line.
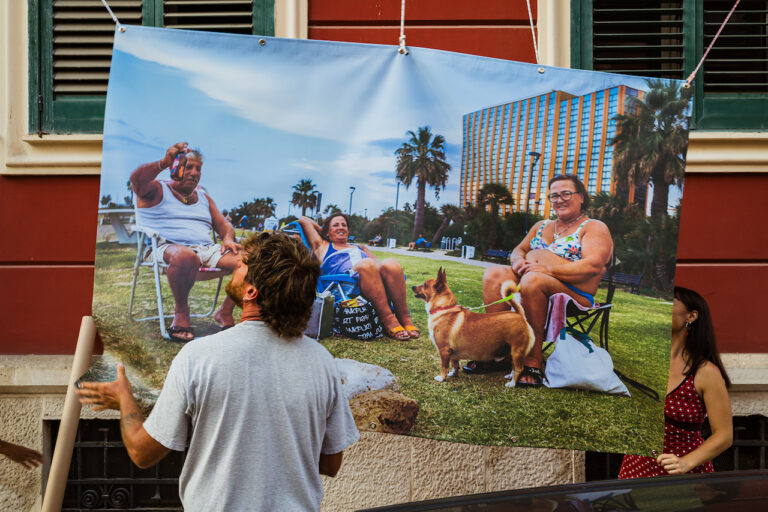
left=412, top=268, right=534, bottom=387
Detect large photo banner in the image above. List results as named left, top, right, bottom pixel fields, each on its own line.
left=92, top=26, right=692, bottom=455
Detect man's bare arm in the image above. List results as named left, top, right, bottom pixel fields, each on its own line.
left=77, top=364, right=170, bottom=469
left=130, top=142, right=187, bottom=205
left=319, top=451, right=344, bottom=477
left=207, top=194, right=241, bottom=254
left=0, top=439, right=43, bottom=469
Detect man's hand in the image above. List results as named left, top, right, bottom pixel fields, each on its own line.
left=656, top=453, right=694, bottom=475
left=0, top=440, right=43, bottom=469
left=221, top=239, right=242, bottom=255
left=76, top=363, right=133, bottom=411
left=160, top=142, right=188, bottom=170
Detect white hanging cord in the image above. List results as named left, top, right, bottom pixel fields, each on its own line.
left=685, top=0, right=741, bottom=88
left=525, top=0, right=540, bottom=65
left=100, top=0, right=125, bottom=32
left=398, top=0, right=408, bottom=55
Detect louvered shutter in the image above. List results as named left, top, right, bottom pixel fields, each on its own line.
left=703, top=0, right=768, bottom=94
left=52, top=0, right=143, bottom=96
left=33, top=0, right=272, bottom=134
left=591, top=0, right=685, bottom=80
left=163, top=0, right=255, bottom=33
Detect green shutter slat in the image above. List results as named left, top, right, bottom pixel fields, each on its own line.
left=703, top=0, right=768, bottom=95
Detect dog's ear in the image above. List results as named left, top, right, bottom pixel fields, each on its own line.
left=436, top=267, right=446, bottom=291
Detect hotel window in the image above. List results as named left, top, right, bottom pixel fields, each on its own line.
left=29, top=0, right=274, bottom=134
left=572, top=0, right=768, bottom=130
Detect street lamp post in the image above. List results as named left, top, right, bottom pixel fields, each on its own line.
left=393, top=182, right=400, bottom=239
left=348, top=186, right=356, bottom=216
left=524, top=151, right=542, bottom=234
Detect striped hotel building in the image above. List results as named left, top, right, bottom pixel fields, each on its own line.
left=460, top=85, right=643, bottom=217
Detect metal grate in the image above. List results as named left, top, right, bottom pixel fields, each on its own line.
left=163, top=0, right=254, bottom=33
left=585, top=415, right=768, bottom=480
left=52, top=0, right=143, bottom=96
left=703, top=0, right=768, bottom=94
left=53, top=419, right=186, bottom=511
left=709, top=415, right=768, bottom=470
left=592, top=1, right=685, bottom=79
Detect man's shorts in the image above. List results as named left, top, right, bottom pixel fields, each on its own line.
left=144, top=239, right=226, bottom=269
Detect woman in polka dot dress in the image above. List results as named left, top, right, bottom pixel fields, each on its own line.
left=619, top=287, right=732, bottom=478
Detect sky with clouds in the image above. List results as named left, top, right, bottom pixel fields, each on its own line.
left=100, top=26, right=672, bottom=220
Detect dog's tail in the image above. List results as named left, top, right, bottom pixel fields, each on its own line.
left=499, top=280, right=526, bottom=320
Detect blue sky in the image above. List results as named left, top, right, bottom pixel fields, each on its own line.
left=101, top=26, right=670, bottom=219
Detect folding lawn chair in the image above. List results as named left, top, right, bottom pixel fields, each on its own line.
left=127, top=223, right=225, bottom=340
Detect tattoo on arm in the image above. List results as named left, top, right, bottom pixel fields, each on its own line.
left=121, top=411, right=145, bottom=438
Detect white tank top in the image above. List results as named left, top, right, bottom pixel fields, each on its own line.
left=135, top=181, right=213, bottom=245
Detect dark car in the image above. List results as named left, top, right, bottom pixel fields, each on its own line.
left=358, top=470, right=768, bottom=512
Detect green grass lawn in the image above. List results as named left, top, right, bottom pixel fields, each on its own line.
left=93, top=242, right=670, bottom=455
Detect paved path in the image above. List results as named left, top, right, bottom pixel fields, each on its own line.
left=370, top=246, right=501, bottom=269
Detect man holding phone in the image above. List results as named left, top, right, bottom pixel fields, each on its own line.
left=130, top=142, right=240, bottom=341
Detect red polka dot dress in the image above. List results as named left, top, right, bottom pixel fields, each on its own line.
left=619, top=372, right=714, bottom=478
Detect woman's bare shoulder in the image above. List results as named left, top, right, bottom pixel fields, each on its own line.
left=694, top=361, right=727, bottom=390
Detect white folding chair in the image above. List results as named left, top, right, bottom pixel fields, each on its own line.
left=127, top=225, right=225, bottom=339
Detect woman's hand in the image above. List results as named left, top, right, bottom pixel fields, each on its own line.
left=656, top=453, right=694, bottom=475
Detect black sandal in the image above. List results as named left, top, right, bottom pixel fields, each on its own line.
left=516, top=366, right=544, bottom=388
left=462, top=359, right=512, bottom=374
left=167, top=326, right=195, bottom=343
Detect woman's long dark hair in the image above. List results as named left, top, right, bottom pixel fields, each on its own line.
left=675, top=286, right=731, bottom=388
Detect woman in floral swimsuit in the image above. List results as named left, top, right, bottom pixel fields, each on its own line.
left=479, top=174, right=614, bottom=387
left=619, top=286, right=732, bottom=477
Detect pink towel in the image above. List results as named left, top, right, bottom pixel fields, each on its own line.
left=544, top=293, right=595, bottom=342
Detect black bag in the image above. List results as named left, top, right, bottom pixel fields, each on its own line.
left=333, top=296, right=383, bottom=341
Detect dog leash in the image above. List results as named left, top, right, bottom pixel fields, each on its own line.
left=463, top=292, right=518, bottom=312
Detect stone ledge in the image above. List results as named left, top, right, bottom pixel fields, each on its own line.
left=723, top=354, right=768, bottom=391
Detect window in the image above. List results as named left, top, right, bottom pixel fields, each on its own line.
left=29, top=0, right=275, bottom=134
left=50, top=419, right=187, bottom=511
left=572, top=0, right=768, bottom=130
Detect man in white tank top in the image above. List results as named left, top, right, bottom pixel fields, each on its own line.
left=131, top=142, right=241, bottom=342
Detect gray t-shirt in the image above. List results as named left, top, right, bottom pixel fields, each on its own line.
left=143, top=321, right=360, bottom=512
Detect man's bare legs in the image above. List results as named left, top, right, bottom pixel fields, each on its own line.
left=211, top=251, right=239, bottom=328
left=164, top=246, right=241, bottom=340
left=164, top=245, right=200, bottom=341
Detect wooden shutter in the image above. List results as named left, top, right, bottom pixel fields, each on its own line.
left=52, top=0, right=143, bottom=96
left=591, top=1, right=685, bottom=79
left=703, top=0, right=768, bottom=94
left=163, top=0, right=254, bottom=33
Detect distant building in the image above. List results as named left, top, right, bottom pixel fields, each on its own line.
left=460, top=85, right=644, bottom=217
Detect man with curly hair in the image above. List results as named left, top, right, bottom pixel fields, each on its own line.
left=78, top=232, right=359, bottom=511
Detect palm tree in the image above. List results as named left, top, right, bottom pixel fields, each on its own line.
left=252, top=197, right=276, bottom=219
left=291, top=178, right=319, bottom=216
left=430, top=204, right=464, bottom=247
left=395, top=126, right=451, bottom=239
left=611, top=79, right=692, bottom=218
left=100, top=194, right=112, bottom=207
left=477, top=182, right=514, bottom=249
left=322, top=203, right=341, bottom=215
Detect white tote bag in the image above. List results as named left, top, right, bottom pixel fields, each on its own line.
left=544, top=328, right=630, bottom=396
